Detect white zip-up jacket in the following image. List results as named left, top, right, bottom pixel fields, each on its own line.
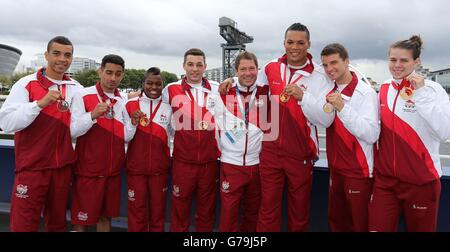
left=326, top=72, right=380, bottom=178
left=70, top=83, right=136, bottom=177
left=377, top=78, right=450, bottom=185
left=214, top=78, right=270, bottom=166
left=0, top=69, right=82, bottom=171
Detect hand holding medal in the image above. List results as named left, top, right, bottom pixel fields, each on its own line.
left=90, top=102, right=109, bottom=120
left=280, top=84, right=304, bottom=103
left=406, top=71, right=425, bottom=90
left=131, top=110, right=145, bottom=126
left=324, top=91, right=343, bottom=113
left=56, top=84, right=69, bottom=112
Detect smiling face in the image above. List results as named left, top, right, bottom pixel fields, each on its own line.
left=143, top=74, right=163, bottom=99
left=236, top=59, right=258, bottom=87
left=284, top=30, right=310, bottom=67
left=321, top=53, right=349, bottom=83
left=44, top=42, right=73, bottom=79
left=388, top=47, right=420, bottom=80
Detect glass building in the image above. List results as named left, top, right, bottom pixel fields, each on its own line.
left=0, top=44, right=22, bottom=77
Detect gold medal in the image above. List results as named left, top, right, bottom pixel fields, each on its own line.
left=280, top=91, right=290, bottom=103
left=139, top=116, right=150, bottom=127
left=198, top=121, right=209, bottom=130
left=400, top=87, right=414, bottom=100
left=323, top=103, right=335, bottom=113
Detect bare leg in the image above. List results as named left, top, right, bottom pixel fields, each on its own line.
left=97, top=216, right=111, bottom=232
left=74, top=225, right=88, bottom=232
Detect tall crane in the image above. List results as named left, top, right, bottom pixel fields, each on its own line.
left=219, top=17, right=254, bottom=81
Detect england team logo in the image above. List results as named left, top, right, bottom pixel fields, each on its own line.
left=128, top=189, right=135, bottom=202
left=77, top=212, right=88, bottom=221
left=172, top=185, right=180, bottom=197
left=15, top=184, right=29, bottom=199
left=158, top=114, right=169, bottom=125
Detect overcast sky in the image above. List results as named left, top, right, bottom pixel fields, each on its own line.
left=1, top=0, right=449, bottom=83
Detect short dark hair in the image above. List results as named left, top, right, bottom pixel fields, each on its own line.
left=101, top=54, right=125, bottom=69
left=389, top=35, right=423, bottom=60
left=235, top=51, right=258, bottom=70
left=321, top=43, right=349, bottom=60
left=285, top=23, right=310, bottom=41
left=144, top=67, right=163, bottom=81
left=47, top=36, right=73, bottom=52
left=184, top=48, right=206, bottom=64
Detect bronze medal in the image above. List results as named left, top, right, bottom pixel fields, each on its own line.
left=139, top=116, right=150, bottom=127
left=323, top=103, right=335, bottom=113
left=280, top=91, right=290, bottom=103
left=400, top=87, right=413, bottom=100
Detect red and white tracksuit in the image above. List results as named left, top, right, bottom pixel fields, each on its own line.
left=162, top=77, right=220, bottom=232
left=125, top=94, right=172, bottom=232
left=214, top=79, right=270, bottom=232
left=70, top=83, right=136, bottom=225
left=326, top=72, right=379, bottom=232
left=369, top=79, right=450, bottom=232
left=0, top=68, right=82, bottom=232
left=256, top=54, right=335, bottom=232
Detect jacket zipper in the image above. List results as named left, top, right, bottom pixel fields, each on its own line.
left=392, top=90, right=400, bottom=177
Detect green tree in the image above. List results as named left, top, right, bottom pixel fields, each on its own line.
left=73, top=69, right=99, bottom=87
left=73, top=68, right=179, bottom=90
left=121, top=69, right=146, bottom=91
left=161, top=71, right=179, bottom=86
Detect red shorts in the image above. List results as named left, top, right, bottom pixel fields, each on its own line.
left=71, top=175, right=121, bottom=226
left=10, top=166, right=72, bottom=232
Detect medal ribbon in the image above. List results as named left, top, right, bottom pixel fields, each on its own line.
left=235, top=84, right=257, bottom=128
left=57, top=84, right=67, bottom=101
left=283, top=65, right=305, bottom=90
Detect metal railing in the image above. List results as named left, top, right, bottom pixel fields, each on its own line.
left=318, top=134, right=450, bottom=161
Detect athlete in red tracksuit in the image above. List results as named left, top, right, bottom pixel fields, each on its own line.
left=252, top=23, right=334, bottom=232
left=369, top=35, right=450, bottom=232
left=125, top=67, right=172, bottom=232
left=214, top=52, right=270, bottom=232
left=70, top=55, right=137, bottom=232
left=162, top=48, right=219, bottom=232
left=0, top=37, right=82, bottom=232
left=321, top=44, right=380, bottom=232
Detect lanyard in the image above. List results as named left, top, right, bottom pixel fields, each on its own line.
left=185, top=87, right=208, bottom=107
left=235, top=84, right=257, bottom=127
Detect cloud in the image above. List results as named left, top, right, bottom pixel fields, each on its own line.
left=1, top=0, right=450, bottom=82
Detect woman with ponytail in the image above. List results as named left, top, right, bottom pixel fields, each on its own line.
left=368, top=35, right=450, bottom=232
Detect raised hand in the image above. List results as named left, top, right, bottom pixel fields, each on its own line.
left=37, top=90, right=62, bottom=109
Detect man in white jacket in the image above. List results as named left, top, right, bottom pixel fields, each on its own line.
left=321, top=43, right=380, bottom=232
left=0, top=36, right=83, bottom=232
left=214, top=52, right=270, bottom=232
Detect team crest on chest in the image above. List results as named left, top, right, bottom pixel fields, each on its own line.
left=158, top=114, right=169, bottom=125
left=402, top=100, right=416, bottom=113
